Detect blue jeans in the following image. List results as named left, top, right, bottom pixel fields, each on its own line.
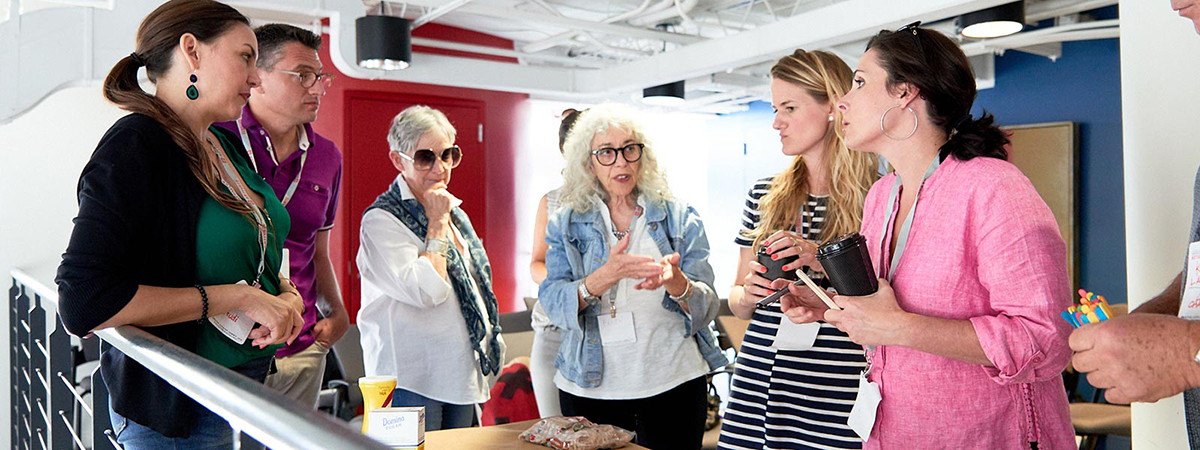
left=391, top=388, right=475, bottom=431
left=109, top=402, right=234, bottom=450
left=108, top=357, right=272, bottom=450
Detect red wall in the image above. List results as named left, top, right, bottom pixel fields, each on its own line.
left=313, top=25, right=529, bottom=322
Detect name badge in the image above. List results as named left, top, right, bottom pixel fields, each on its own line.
left=1180, top=241, right=1200, bottom=320
left=209, top=280, right=257, bottom=343
left=598, top=312, right=636, bottom=346
left=774, top=320, right=821, bottom=351
left=847, top=372, right=882, bottom=442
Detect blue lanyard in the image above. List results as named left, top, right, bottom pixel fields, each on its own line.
left=880, top=154, right=942, bottom=282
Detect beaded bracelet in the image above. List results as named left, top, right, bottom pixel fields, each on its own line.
left=195, top=285, right=209, bottom=323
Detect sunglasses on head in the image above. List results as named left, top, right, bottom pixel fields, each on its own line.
left=896, top=21, right=926, bottom=61
left=396, top=145, right=462, bottom=171
left=590, top=143, right=644, bottom=166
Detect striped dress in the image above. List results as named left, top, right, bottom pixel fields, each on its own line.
left=717, top=177, right=867, bottom=450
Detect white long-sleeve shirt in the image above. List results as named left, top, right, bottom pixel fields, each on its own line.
left=356, top=177, right=502, bottom=405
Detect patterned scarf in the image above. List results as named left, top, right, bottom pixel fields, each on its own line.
left=367, top=180, right=503, bottom=376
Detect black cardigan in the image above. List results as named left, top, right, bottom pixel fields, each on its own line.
left=56, top=113, right=251, bottom=438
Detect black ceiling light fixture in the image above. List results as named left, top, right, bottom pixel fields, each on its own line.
left=642, top=80, right=685, bottom=106
left=357, top=14, right=412, bottom=70
left=957, top=1, right=1025, bottom=39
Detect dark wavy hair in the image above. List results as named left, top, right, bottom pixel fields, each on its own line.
left=558, top=108, right=583, bottom=152
left=866, top=26, right=1008, bottom=161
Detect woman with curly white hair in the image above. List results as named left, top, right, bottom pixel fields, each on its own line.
left=538, top=104, right=728, bottom=449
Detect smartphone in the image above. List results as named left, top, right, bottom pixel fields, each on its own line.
left=755, top=279, right=805, bottom=309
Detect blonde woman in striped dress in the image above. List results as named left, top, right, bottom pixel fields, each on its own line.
left=718, top=49, right=878, bottom=450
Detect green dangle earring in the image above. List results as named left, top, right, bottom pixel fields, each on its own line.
left=186, top=73, right=199, bottom=100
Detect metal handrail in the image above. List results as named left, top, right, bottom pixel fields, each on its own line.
left=12, top=268, right=390, bottom=450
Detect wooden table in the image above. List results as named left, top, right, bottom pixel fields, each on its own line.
left=425, top=419, right=650, bottom=449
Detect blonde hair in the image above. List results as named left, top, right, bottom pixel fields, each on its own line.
left=558, top=104, right=671, bottom=212
left=747, top=49, right=880, bottom=249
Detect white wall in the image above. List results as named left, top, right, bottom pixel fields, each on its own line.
left=1120, top=2, right=1200, bottom=448
left=0, top=85, right=124, bottom=450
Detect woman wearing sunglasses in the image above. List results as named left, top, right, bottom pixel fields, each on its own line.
left=356, top=105, right=505, bottom=431
left=539, top=104, right=727, bottom=449
left=782, top=24, right=1074, bottom=448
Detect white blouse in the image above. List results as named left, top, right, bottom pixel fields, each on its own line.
left=356, top=176, right=503, bottom=405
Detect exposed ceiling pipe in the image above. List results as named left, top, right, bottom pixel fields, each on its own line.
left=672, top=0, right=698, bottom=28
left=1025, top=0, right=1117, bottom=22
left=690, top=15, right=755, bottom=32
left=522, top=0, right=656, bottom=54
left=413, top=0, right=472, bottom=28
left=416, top=1, right=703, bottom=44
left=635, top=0, right=680, bottom=19
left=578, top=34, right=656, bottom=58
left=409, top=36, right=607, bottom=68
left=627, top=0, right=700, bottom=27
left=523, top=0, right=657, bottom=60
left=963, top=27, right=1117, bottom=58
left=958, top=18, right=1117, bottom=56
left=682, top=89, right=757, bottom=108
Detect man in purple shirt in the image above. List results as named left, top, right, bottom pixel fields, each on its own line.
left=216, top=24, right=348, bottom=407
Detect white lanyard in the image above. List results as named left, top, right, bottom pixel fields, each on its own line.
left=879, top=153, right=942, bottom=282
left=236, top=119, right=309, bottom=207
left=210, top=136, right=270, bottom=287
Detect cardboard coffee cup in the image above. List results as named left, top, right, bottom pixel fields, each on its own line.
left=815, top=233, right=878, bottom=296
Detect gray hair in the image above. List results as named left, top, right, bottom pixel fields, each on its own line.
left=386, top=105, right=457, bottom=155
left=558, top=103, right=671, bottom=212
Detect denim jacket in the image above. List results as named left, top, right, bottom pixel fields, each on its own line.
left=539, top=194, right=729, bottom=389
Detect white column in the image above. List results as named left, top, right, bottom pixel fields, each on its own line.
left=1120, top=1, right=1200, bottom=447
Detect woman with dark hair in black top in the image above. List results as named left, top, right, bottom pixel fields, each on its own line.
left=56, top=1, right=304, bottom=447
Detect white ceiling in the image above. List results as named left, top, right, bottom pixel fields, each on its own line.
left=340, top=0, right=1119, bottom=112
left=0, top=0, right=1120, bottom=120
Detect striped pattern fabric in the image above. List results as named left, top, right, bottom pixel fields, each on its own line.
left=719, top=177, right=867, bottom=450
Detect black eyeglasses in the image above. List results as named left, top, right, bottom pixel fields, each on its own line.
left=590, top=143, right=644, bottom=166
left=277, top=69, right=335, bottom=89
left=897, top=21, right=926, bottom=60
left=396, top=146, right=462, bottom=171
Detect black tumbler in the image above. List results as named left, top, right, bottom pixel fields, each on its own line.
left=815, top=233, right=878, bottom=296
left=756, top=245, right=798, bottom=282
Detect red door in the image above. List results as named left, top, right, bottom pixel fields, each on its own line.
left=344, top=91, right=486, bottom=322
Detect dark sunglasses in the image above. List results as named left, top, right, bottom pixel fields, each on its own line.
left=590, top=143, right=644, bottom=166
left=397, top=146, right=462, bottom=171
left=896, top=21, right=926, bottom=61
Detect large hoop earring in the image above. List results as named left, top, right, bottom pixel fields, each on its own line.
left=881, top=105, right=917, bottom=141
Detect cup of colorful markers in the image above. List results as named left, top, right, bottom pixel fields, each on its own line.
left=1062, top=289, right=1116, bottom=328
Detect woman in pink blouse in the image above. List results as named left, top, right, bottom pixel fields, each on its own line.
left=779, top=23, right=1075, bottom=449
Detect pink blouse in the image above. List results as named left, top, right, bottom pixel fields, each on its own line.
left=859, top=155, right=1074, bottom=449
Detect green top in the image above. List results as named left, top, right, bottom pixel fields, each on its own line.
left=194, top=126, right=292, bottom=368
